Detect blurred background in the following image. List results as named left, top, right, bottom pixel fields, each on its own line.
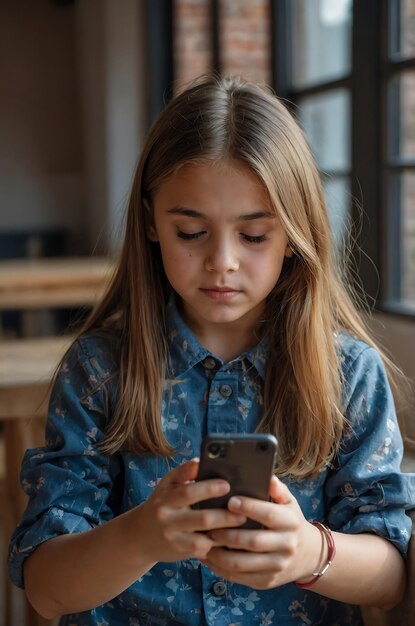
left=0, top=1, right=415, bottom=623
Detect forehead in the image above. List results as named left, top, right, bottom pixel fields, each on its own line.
left=153, top=159, right=274, bottom=216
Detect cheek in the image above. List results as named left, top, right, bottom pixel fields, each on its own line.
left=247, top=249, right=286, bottom=276
left=159, top=243, right=198, bottom=278
left=162, top=247, right=193, bottom=264
left=246, top=251, right=287, bottom=293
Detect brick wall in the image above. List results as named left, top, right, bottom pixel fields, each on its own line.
left=173, top=0, right=271, bottom=92
left=220, top=0, right=271, bottom=84
left=173, top=0, right=212, bottom=91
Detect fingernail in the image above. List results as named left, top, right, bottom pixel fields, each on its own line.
left=228, top=496, right=241, bottom=509
left=216, top=480, right=230, bottom=491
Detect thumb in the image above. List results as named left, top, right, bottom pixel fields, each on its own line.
left=269, top=475, right=293, bottom=505
left=162, top=457, right=200, bottom=486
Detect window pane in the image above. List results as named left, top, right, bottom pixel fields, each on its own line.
left=389, top=0, right=415, bottom=59
left=388, top=173, right=415, bottom=309
left=389, top=71, right=415, bottom=158
left=298, top=89, right=351, bottom=171
left=401, top=172, right=415, bottom=307
left=291, top=0, right=352, bottom=89
left=323, top=176, right=351, bottom=249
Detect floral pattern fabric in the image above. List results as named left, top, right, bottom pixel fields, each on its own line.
left=8, top=298, right=414, bottom=625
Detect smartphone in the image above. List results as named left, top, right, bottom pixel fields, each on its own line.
left=194, top=433, right=278, bottom=529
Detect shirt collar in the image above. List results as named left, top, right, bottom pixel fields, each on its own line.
left=165, top=293, right=269, bottom=379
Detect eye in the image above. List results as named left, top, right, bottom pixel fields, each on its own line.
left=242, top=233, right=267, bottom=244
left=177, top=230, right=206, bottom=240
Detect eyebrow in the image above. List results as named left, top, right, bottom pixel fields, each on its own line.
left=166, top=207, right=275, bottom=221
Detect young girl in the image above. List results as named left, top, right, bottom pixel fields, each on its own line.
left=8, top=75, right=414, bottom=626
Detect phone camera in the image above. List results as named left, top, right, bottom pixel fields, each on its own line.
left=257, top=442, right=269, bottom=453
left=207, top=442, right=222, bottom=459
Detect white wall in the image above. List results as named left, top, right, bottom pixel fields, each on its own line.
left=0, top=0, right=148, bottom=255
left=370, top=313, right=415, bottom=450
left=105, top=0, right=147, bottom=251
left=77, top=0, right=147, bottom=253
left=0, top=0, right=85, bottom=251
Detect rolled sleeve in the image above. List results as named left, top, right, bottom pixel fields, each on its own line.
left=8, top=337, right=122, bottom=588
left=326, top=344, right=414, bottom=556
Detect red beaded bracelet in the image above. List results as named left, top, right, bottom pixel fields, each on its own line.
left=296, top=521, right=336, bottom=589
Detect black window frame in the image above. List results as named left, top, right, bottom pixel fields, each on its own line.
left=381, top=1, right=415, bottom=315
left=271, top=0, right=415, bottom=319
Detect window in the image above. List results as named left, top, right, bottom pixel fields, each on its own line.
left=386, top=0, right=415, bottom=311
left=272, top=0, right=415, bottom=316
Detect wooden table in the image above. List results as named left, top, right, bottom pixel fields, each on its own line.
left=0, top=336, right=73, bottom=626
left=0, top=256, right=115, bottom=310
left=0, top=335, right=72, bottom=421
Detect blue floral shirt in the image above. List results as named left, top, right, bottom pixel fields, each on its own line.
left=8, top=298, right=414, bottom=626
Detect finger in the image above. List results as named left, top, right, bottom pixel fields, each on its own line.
left=208, top=528, right=280, bottom=552
left=207, top=547, right=284, bottom=574
left=202, top=560, right=279, bottom=589
left=171, top=531, right=215, bottom=560
left=172, top=508, right=247, bottom=532
left=160, top=458, right=200, bottom=486
left=226, top=496, right=284, bottom=529
left=161, top=477, right=231, bottom=508
left=269, top=476, right=294, bottom=505
left=201, top=560, right=236, bottom=582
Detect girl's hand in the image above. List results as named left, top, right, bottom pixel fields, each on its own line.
left=136, top=458, right=247, bottom=563
left=202, top=476, right=321, bottom=590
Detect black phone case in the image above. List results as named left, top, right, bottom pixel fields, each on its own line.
left=195, top=433, right=278, bottom=529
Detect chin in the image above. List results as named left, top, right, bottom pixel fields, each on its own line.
left=199, top=309, right=246, bottom=325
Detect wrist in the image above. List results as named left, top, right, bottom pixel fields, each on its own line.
left=123, top=503, right=159, bottom=569
left=295, top=520, right=325, bottom=584
left=296, top=521, right=336, bottom=588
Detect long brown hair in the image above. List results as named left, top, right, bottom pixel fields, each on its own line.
left=78, top=75, right=398, bottom=477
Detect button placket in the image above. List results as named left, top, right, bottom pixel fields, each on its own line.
left=206, top=370, right=239, bottom=432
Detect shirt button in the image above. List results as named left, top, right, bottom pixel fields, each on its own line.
left=219, top=384, right=232, bottom=398
left=212, top=580, right=227, bottom=596
left=203, top=357, right=216, bottom=369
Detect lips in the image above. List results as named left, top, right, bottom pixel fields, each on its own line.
left=202, top=286, right=238, bottom=292
left=200, top=287, right=241, bottom=300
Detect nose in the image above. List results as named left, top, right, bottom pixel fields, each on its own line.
left=204, top=235, right=239, bottom=273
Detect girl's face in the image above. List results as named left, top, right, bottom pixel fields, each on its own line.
left=149, top=159, right=291, bottom=343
